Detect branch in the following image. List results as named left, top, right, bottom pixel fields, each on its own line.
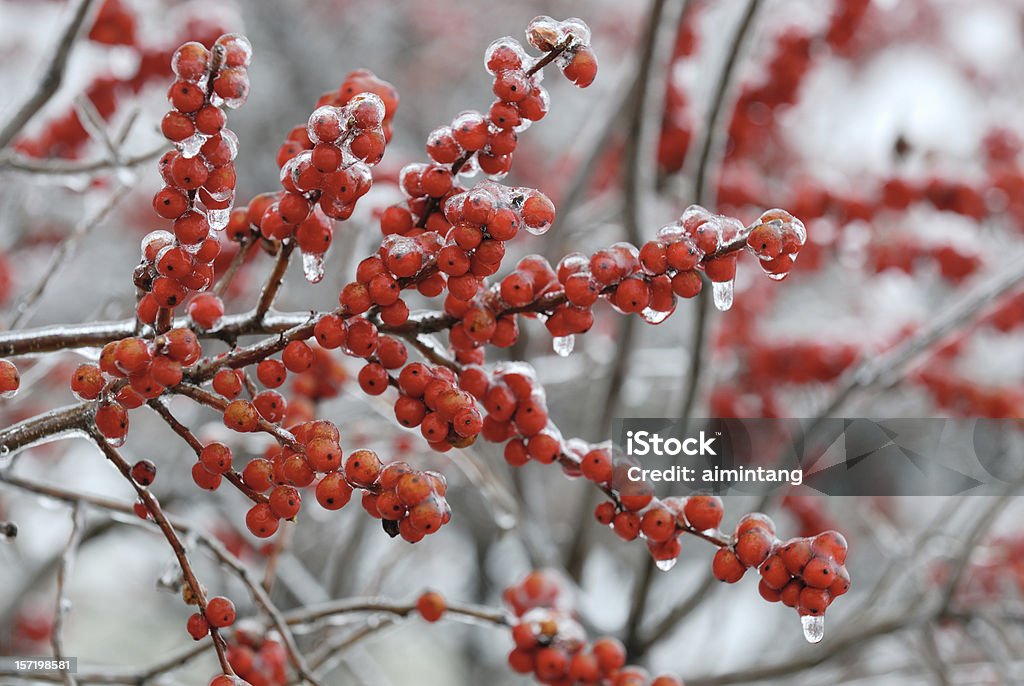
left=0, top=144, right=165, bottom=175
left=5, top=185, right=127, bottom=329
left=677, top=0, right=763, bottom=426
left=87, top=430, right=236, bottom=678
left=0, top=0, right=100, bottom=150
left=0, top=470, right=320, bottom=686
left=254, top=240, right=296, bottom=322
left=283, top=597, right=510, bottom=627
left=51, top=503, right=84, bottom=686
left=800, top=255, right=1024, bottom=442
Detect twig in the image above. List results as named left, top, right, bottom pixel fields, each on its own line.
left=51, top=503, right=84, bottom=686
left=5, top=185, right=127, bottom=330
left=213, top=238, right=258, bottom=297
left=800, top=255, right=1024, bottom=443
left=283, top=597, right=510, bottom=627
left=254, top=240, right=296, bottom=322
left=0, top=144, right=165, bottom=175
left=87, top=430, right=236, bottom=677
left=0, top=470, right=320, bottom=686
left=0, top=0, right=99, bottom=150
left=638, top=570, right=718, bottom=652
left=676, top=0, right=763, bottom=426
left=174, top=383, right=301, bottom=448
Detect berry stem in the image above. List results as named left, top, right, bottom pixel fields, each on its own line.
left=147, top=398, right=268, bottom=505
left=253, top=240, right=296, bottom=323
left=174, top=382, right=302, bottom=449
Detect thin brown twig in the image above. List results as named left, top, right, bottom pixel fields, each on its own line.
left=254, top=240, right=296, bottom=322
left=175, top=382, right=301, bottom=448
left=214, top=237, right=258, bottom=297
left=86, top=429, right=236, bottom=677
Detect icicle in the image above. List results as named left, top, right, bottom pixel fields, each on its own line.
left=801, top=614, right=825, bottom=643
left=301, top=251, right=327, bottom=284
left=711, top=280, right=734, bottom=311
left=552, top=335, right=575, bottom=357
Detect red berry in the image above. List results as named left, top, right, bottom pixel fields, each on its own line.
left=416, top=591, right=446, bottom=622
left=206, top=596, right=235, bottom=628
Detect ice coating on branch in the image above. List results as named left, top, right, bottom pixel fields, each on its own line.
left=801, top=614, right=825, bottom=643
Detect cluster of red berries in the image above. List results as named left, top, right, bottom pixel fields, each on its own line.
left=391, top=362, right=482, bottom=450
left=214, top=342, right=313, bottom=435
left=713, top=521, right=850, bottom=622
left=224, top=622, right=288, bottom=686
left=143, top=34, right=251, bottom=325
left=504, top=571, right=682, bottom=686
left=232, top=411, right=451, bottom=545
left=360, top=459, right=452, bottom=543
left=0, top=359, right=20, bottom=398
left=377, top=17, right=594, bottom=236
left=338, top=237, right=435, bottom=327
left=71, top=328, right=201, bottom=443
left=186, top=595, right=236, bottom=641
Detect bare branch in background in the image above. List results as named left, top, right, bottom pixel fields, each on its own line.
left=0, top=0, right=99, bottom=150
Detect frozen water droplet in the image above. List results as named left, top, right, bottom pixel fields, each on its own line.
left=176, top=132, right=207, bottom=159
left=552, top=335, right=574, bottom=357
left=641, top=306, right=672, bottom=324
left=106, top=435, right=126, bottom=448
left=0, top=388, right=17, bottom=399
left=60, top=598, right=73, bottom=613
left=301, top=251, right=326, bottom=284
left=711, top=280, right=734, bottom=311
left=655, top=558, right=678, bottom=572
left=765, top=271, right=789, bottom=281
left=207, top=208, right=230, bottom=231
left=801, top=614, right=825, bottom=643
